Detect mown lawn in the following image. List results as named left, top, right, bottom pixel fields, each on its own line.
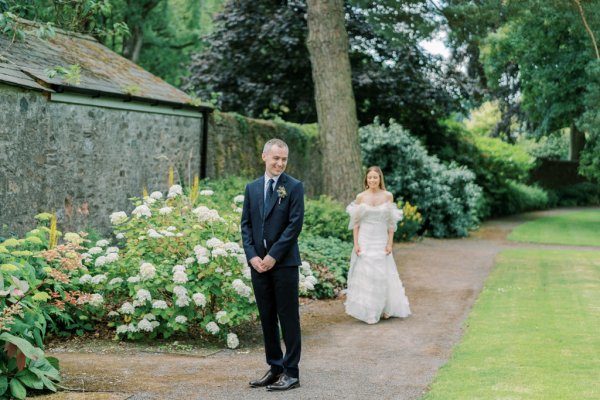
left=422, top=249, right=600, bottom=400
left=508, top=209, right=600, bottom=247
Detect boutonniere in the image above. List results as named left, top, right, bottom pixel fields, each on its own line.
left=277, top=186, right=287, bottom=204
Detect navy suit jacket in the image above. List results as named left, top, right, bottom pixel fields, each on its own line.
left=241, top=173, right=304, bottom=267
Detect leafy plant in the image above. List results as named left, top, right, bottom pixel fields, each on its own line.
left=395, top=201, right=423, bottom=242
left=302, top=196, right=351, bottom=242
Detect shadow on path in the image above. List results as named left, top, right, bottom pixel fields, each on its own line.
left=42, top=208, right=595, bottom=400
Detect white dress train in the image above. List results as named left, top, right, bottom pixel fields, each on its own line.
left=344, top=202, right=411, bottom=324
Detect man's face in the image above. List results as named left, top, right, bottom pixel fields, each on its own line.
left=262, top=145, right=288, bottom=177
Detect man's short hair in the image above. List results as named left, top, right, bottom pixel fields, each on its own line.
left=263, top=138, right=289, bottom=154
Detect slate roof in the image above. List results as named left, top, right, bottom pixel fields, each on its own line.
left=0, top=18, right=212, bottom=112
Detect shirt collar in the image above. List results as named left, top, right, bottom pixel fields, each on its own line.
left=264, top=173, right=280, bottom=186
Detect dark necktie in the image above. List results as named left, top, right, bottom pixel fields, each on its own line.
left=264, top=178, right=274, bottom=214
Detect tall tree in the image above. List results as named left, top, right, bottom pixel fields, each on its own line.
left=306, top=0, right=362, bottom=202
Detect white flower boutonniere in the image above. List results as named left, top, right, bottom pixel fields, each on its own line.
left=277, top=186, right=287, bottom=204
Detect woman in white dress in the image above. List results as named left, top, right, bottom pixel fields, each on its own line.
left=344, top=166, right=411, bottom=324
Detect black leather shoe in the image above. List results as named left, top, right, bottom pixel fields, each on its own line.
left=266, top=374, right=300, bottom=391
left=249, top=370, right=281, bottom=388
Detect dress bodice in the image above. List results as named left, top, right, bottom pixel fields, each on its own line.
left=346, top=202, right=403, bottom=231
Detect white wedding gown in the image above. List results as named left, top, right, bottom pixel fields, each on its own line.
left=344, top=202, right=411, bottom=324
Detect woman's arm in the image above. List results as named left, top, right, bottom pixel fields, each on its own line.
left=353, top=224, right=361, bottom=256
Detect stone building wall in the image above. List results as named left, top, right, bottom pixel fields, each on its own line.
left=0, top=83, right=202, bottom=235
left=0, top=84, right=322, bottom=235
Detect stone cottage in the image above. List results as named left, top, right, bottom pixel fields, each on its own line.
left=0, top=19, right=213, bottom=235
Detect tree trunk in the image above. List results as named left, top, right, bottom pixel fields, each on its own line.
left=306, top=0, right=362, bottom=204
left=570, top=123, right=586, bottom=161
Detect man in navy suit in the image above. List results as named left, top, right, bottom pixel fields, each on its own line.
left=241, top=138, right=304, bottom=391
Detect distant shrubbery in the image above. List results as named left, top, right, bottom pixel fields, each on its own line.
left=361, top=119, right=483, bottom=238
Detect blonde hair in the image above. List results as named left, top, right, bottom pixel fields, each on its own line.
left=364, top=166, right=386, bottom=190
left=263, top=138, right=288, bottom=154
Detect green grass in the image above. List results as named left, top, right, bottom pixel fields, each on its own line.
left=508, top=209, right=600, bottom=246
left=422, top=249, right=600, bottom=400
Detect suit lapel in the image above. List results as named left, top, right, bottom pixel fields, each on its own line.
left=258, top=176, right=265, bottom=221
left=264, top=173, right=287, bottom=220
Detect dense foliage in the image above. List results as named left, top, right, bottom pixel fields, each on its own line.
left=360, top=120, right=483, bottom=238
left=183, top=0, right=461, bottom=138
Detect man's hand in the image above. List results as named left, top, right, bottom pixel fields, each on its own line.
left=250, top=256, right=266, bottom=273
left=262, top=254, right=276, bottom=271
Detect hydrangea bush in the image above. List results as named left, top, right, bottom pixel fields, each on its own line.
left=78, top=184, right=317, bottom=348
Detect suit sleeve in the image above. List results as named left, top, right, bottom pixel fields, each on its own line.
left=268, top=181, right=304, bottom=263
left=240, top=184, right=257, bottom=261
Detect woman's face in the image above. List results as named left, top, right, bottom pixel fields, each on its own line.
left=366, top=171, right=380, bottom=189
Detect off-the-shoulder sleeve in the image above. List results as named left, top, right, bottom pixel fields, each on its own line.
left=385, top=202, right=404, bottom=232
left=346, top=202, right=364, bottom=229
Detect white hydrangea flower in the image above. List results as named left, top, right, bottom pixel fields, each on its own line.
left=105, top=252, right=119, bottom=263
left=223, top=242, right=241, bottom=252
left=206, top=321, right=220, bottom=335
left=109, top=277, right=123, bottom=285
left=120, top=302, right=135, bottom=314
left=127, top=276, right=141, bottom=283
left=160, top=230, right=175, bottom=237
left=136, top=289, right=152, bottom=302
left=301, top=261, right=312, bottom=276
left=79, top=274, right=92, bottom=284
left=148, top=229, right=163, bottom=239
left=196, top=256, right=210, bottom=265
left=173, top=270, right=188, bottom=284
left=89, top=293, right=104, bottom=307
left=116, top=233, right=125, bottom=239
left=173, top=285, right=187, bottom=297
left=96, top=239, right=110, bottom=247
left=144, top=197, right=157, bottom=205
left=132, top=204, right=152, bottom=218
left=168, top=184, right=183, bottom=198
left=233, top=195, right=244, bottom=204
left=224, top=271, right=232, bottom=277
left=106, top=246, right=119, bottom=254
left=206, top=237, right=224, bottom=249
left=132, top=299, right=144, bottom=307
left=215, top=267, right=224, bottom=273
left=127, top=323, right=139, bottom=333
left=116, top=325, right=128, bottom=334
left=193, top=207, right=222, bottom=223
left=184, top=257, right=195, bottom=265
left=91, top=274, right=107, bottom=285
left=235, top=207, right=243, bottom=213
left=212, top=248, right=228, bottom=258
left=200, top=189, right=214, bottom=196
left=139, top=262, right=156, bottom=280
left=94, top=256, right=107, bottom=267
left=172, top=264, right=186, bottom=273
left=144, top=313, right=156, bottom=321
left=192, top=293, right=206, bottom=307
left=242, top=266, right=251, bottom=280
left=138, top=319, right=154, bottom=332
left=227, top=333, right=239, bottom=349
left=151, top=321, right=160, bottom=328
left=80, top=253, right=91, bottom=261
left=232, top=279, right=252, bottom=298
left=152, top=300, right=168, bottom=309
left=176, top=296, right=190, bottom=307
left=216, top=311, right=228, bottom=324
left=159, top=207, right=173, bottom=215
left=88, top=247, right=103, bottom=255
left=194, top=245, right=209, bottom=257
left=110, top=211, right=128, bottom=224
left=108, top=311, right=120, bottom=317
left=166, top=226, right=177, bottom=231
left=306, top=275, right=318, bottom=285
left=237, top=255, right=248, bottom=266
left=175, top=315, right=187, bottom=324
left=150, top=191, right=163, bottom=200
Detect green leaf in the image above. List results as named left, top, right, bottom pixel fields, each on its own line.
left=15, top=370, right=43, bottom=390
left=0, top=375, right=7, bottom=395
left=0, top=333, right=43, bottom=361
left=41, top=375, right=57, bottom=392
left=9, top=378, right=26, bottom=400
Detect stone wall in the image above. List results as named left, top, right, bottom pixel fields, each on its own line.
left=0, top=83, right=202, bottom=235
left=0, top=84, right=322, bottom=236
left=206, top=112, right=322, bottom=196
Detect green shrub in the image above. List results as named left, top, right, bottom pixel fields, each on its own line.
left=550, top=182, right=600, bottom=207
left=77, top=184, right=317, bottom=347
left=438, top=118, right=536, bottom=218
left=503, top=181, right=550, bottom=214
left=360, top=119, right=483, bottom=238
left=303, top=196, right=351, bottom=242
left=299, top=236, right=352, bottom=299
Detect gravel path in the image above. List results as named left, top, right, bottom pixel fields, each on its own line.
left=44, top=209, right=592, bottom=400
